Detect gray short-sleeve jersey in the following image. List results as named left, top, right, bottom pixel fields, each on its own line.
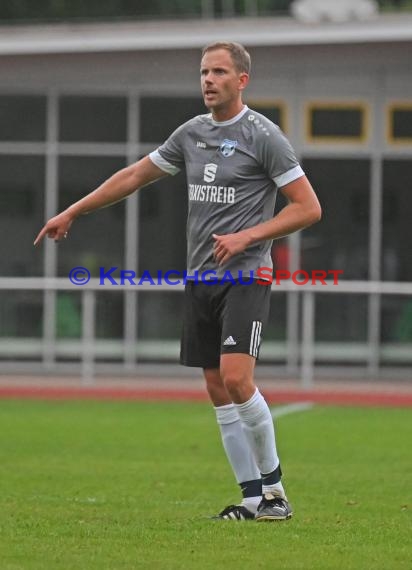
left=149, top=106, right=304, bottom=279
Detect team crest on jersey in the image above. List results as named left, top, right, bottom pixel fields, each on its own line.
left=219, top=139, right=238, bottom=158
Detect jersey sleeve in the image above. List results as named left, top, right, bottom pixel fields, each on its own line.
left=256, top=122, right=304, bottom=188
left=149, top=122, right=187, bottom=176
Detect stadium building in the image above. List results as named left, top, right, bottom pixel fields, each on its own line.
left=0, top=6, right=411, bottom=382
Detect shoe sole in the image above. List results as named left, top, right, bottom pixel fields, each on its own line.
left=255, top=512, right=293, bottom=522
left=212, top=516, right=255, bottom=521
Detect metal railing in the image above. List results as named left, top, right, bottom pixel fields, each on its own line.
left=1, top=277, right=412, bottom=386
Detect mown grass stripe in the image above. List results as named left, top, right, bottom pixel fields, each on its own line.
left=271, top=401, right=315, bottom=419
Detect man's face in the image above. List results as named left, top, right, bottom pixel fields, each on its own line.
left=200, top=49, right=248, bottom=113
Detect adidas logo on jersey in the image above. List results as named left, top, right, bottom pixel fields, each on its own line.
left=223, top=336, right=237, bottom=346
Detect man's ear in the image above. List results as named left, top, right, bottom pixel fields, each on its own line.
left=238, top=73, right=250, bottom=91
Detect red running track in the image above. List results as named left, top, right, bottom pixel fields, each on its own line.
left=1, top=385, right=412, bottom=407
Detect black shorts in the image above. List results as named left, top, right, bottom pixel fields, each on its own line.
left=180, top=280, right=271, bottom=369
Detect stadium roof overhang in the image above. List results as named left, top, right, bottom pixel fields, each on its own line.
left=0, top=13, right=411, bottom=56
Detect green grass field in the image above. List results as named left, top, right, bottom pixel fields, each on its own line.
left=0, top=400, right=410, bottom=569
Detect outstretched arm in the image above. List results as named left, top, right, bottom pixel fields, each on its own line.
left=213, top=175, right=321, bottom=265
left=34, top=156, right=167, bottom=245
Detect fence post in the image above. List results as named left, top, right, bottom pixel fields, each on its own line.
left=301, top=290, right=315, bottom=389
left=81, top=289, right=95, bottom=385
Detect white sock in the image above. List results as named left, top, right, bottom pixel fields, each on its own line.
left=262, top=481, right=286, bottom=499
left=214, top=403, right=261, bottom=486
left=234, top=389, right=280, bottom=478
left=241, top=496, right=261, bottom=514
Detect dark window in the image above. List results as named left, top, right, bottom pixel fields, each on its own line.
left=308, top=105, right=365, bottom=140
left=53, top=291, right=126, bottom=343
left=381, top=160, right=412, bottom=282
left=302, top=158, right=370, bottom=280
left=0, top=95, right=46, bottom=141
left=0, top=155, right=45, bottom=276
left=264, top=292, right=287, bottom=346
left=59, top=96, right=127, bottom=142
left=381, top=296, right=412, bottom=347
left=314, top=295, right=368, bottom=343
left=56, top=292, right=81, bottom=339
left=301, top=159, right=370, bottom=342
left=390, top=107, right=412, bottom=140
left=96, top=292, right=124, bottom=341
left=0, top=187, right=35, bottom=217
left=138, top=292, right=185, bottom=344
left=0, top=291, right=43, bottom=338
left=57, top=155, right=126, bottom=278
left=138, top=171, right=187, bottom=275
left=138, top=171, right=187, bottom=345
left=140, top=96, right=205, bottom=143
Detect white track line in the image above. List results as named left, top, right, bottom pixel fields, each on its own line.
left=270, top=402, right=315, bottom=419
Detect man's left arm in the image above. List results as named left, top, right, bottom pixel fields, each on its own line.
left=213, top=175, right=321, bottom=266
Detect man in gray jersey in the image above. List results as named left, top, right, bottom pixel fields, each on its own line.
left=35, top=42, right=321, bottom=522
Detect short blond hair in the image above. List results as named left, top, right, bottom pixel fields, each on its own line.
left=202, top=41, right=251, bottom=75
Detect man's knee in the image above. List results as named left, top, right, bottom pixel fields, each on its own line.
left=204, top=368, right=231, bottom=405
left=221, top=369, right=248, bottom=394
left=220, top=354, right=256, bottom=403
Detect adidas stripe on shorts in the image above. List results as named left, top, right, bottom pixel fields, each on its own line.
left=180, top=279, right=271, bottom=368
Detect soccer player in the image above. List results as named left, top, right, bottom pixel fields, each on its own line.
left=35, top=42, right=321, bottom=521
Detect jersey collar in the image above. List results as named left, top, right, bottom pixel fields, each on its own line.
left=209, top=105, right=249, bottom=127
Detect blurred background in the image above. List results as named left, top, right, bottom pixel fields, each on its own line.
left=0, top=0, right=411, bottom=383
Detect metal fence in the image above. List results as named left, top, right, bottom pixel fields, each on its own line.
left=1, top=277, right=411, bottom=386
